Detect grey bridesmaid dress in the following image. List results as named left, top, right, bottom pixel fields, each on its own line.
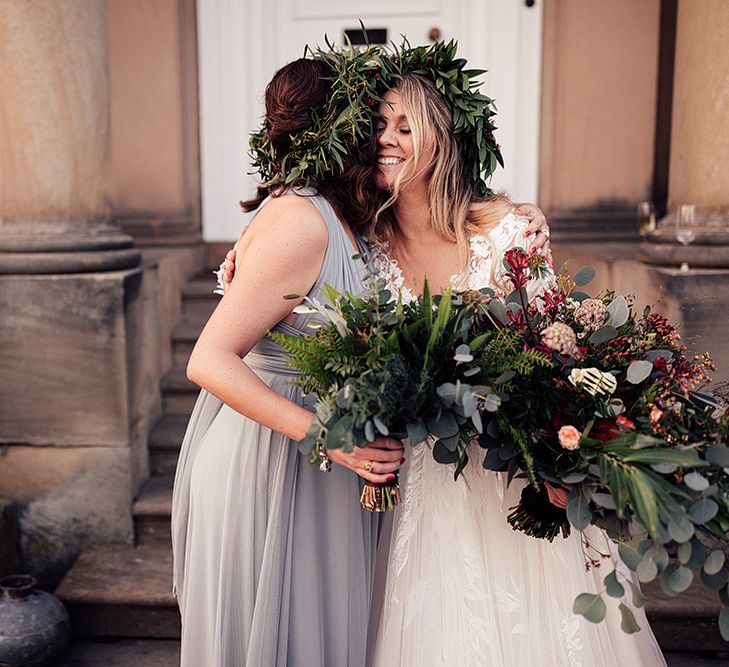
left=171, top=191, right=379, bottom=666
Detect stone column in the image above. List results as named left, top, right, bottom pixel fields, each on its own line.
left=0, top=1, right=161, bottom=587
left=642, top=0, right=729, bottom=266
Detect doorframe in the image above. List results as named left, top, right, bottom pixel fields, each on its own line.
left=196, top=1, right=543, bottom=241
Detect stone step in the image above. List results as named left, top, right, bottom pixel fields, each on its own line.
left=133, top=476, right=173, bottom=546
left=55, top=543, right=180, bottom=639
left=149, top=415, right=188, bottom=476
left=160, top=366, right=199, bottom=416
left=182, top=276, right=219, bottom=300
left=644, top=579, right=726, bottom=653
left=171, top=318, right=204, bottom=368
left=57, top=638, right=180, bottom=666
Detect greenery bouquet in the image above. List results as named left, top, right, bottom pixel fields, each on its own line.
left=274, top=248, right=729, bottom=637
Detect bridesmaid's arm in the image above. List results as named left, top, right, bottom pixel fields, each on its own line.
left=187, top=195, right=403, bottom=482
left=187, top=195, right=326, bottom=442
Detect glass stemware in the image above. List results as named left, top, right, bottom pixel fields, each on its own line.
left=676, top=204, right=696, bottom=272
left=637, top=201, right=656, bottom=237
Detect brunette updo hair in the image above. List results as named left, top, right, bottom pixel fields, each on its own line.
left=240, top=58, right=380, bottom=231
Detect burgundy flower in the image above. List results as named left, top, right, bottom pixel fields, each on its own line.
left=503, top=248, right=531, bottom=291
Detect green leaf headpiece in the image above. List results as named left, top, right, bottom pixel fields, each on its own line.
left=248, top=37, right=503, bottom=197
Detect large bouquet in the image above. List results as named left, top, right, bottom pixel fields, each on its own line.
left=273, top=250, right=729, bottom=637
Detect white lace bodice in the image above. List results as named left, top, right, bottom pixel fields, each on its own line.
left=369, top=210, right=553, bottom=302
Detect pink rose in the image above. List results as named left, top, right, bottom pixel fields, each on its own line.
left=649, top=407, right=663, bottom=424
left=558, top=425, right=581, bottom=450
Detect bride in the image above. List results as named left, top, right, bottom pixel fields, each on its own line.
left=365, top=74, right=667, bottom=666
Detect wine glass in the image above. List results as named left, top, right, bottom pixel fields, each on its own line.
left=637, top=201, right=656, bottom=237
left=676, top=204, right=696, bottom=272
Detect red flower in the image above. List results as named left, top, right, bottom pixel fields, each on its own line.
left=615, top=415, right=635, bottom=430
left=652, top=355, right=668, bottom=374
left=592, top=419, right=621, bottom=442
left=503, top=248, right=531, bottom=291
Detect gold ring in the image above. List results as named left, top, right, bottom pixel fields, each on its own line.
left=364, top=460, right=374, bottom=473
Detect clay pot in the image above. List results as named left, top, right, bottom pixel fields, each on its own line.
left=0, top=575, right=70, bottom=666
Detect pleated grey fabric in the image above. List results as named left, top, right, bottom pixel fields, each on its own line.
left=171, top=191, right=379, bottom=667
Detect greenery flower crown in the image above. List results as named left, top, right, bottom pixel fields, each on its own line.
left=248, top=38, right=503, bottom=197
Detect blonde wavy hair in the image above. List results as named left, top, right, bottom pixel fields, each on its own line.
left=369, top=75, right=512, bottom=274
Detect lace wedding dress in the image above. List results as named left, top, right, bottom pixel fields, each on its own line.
left=369, top=212, right=666, bottom=667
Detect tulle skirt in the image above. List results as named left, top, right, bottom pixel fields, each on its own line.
left=371, top=441, right=667, bottom=667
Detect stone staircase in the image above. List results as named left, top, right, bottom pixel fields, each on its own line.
left=55, top=272, right=217, bottom=640
left=53, top=268, right=729, bottom=662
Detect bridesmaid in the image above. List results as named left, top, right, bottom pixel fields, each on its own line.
left=171, top=58, right=404, bottom=667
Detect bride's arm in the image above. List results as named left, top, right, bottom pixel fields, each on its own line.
left=188, top=195, right=404, bottom=481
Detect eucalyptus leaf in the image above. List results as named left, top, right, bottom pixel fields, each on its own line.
left=668, top=565, right=694, bottom=593
left=651, top=463, right=678, bottom=474
left=494, top=370, right=516, bottom=384
left=488, top=299, right=509, bottom=325
left=684, top=472, right=710, bottom=492
left=720, top=607, right=729, bottom=642
left=677, top=541, right=692, bottom=565
left=471, top=409, right=483, bottom=433
left=667, top=515, right=695, bottom=543
left=628, top=580, right=646, bottom=608
left=689, top=497, right=719, bottom=525
left=619, top=603, right=641, bottom=634
left=706, top=445, right=729, bottom=468
left=590, top=325, right=619, bottom=345
left=637, top=556, right=658, bottom=583
left=701, top=567, right=729, bottom=590
left=432, top=439, right=455, bottom=464
left=483, top=394, right=501, bottom=412
left=618, top=539, right=644, bottom=571
left=573, top=266, right=596, bottom=286
left=592, top=493, right=617, bottom=510
left=373, top=415, right=389, bottom=436
left=483, top=448, right=506, bottom=471
left=659, top=566, right=681, bottom=597
left=607, top=296, right=630, bottom=328
left=653, top=545, right=670, bottom=572
left=604, top=569, right=625, bottom=598
left=562, top=470, right=590, bottom=484
left=406, top=420, right=429, bottom=446
left=704, top=550, right=726, bottom=576
left=426, top=410, right=458, bottom=439
left=626, top=360, right=653, bottom=385
left=440, top=433, right=460, bottom=452
left=688, top=538, right=707, bottom=568
left=454, top=343, right=474, bottom=363
left=567, top=494, right=592, bottom=531
left=573, top=593, right=606, bottom=623
left=364, top=420, right=375, bottom=442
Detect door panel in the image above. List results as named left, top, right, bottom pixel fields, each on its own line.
left=197, top=0, right=542, bottom=240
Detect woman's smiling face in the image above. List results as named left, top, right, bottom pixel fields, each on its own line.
left=375, top=89, right=414, bottom=190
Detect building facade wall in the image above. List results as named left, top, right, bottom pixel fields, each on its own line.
left=539, top=0, right=661, bottom=214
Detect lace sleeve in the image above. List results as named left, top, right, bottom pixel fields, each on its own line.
left=490, top=211, right=556, bottom=300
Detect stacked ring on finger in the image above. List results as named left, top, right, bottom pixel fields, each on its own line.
left=536, top=228, right=550, bottom=239
left=364, top=460, right=374, bottom=473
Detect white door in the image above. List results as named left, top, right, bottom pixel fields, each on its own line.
left=197, top=0, right=543, bottom=241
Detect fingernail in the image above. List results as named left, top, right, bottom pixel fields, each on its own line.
left=387, top=474, right=395, bottom=481
left=524, top=230, right=531, bottom=237
left=400, top=457, right=405, bottom=464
